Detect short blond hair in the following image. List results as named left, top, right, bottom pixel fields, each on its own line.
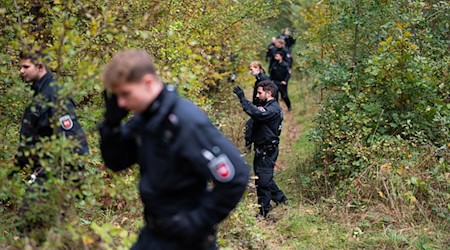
left=102, top=49, right=157, bottom=88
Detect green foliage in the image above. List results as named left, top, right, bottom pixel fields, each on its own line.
left=295, top=0, right=449, bottom=226
left=0, top=0, right=283, bottom=248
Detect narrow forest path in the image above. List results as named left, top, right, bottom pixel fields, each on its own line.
left=248, top=76, right=355, bottom=249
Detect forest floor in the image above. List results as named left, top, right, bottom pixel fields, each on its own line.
left=252, top=76, right=354, bottom=249
left=238, top=76, right=448, bottom=250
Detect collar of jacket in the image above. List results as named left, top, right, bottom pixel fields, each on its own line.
left=138, top=85, right=178, bottom=133
left=256, top=72, right=264, bottom=81
left=31, top=72, right=54, bottom=95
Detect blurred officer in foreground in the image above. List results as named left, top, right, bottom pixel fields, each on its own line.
left=233, top=81, right=288, bottom=217
left=14, top=49, right=89, bottom=181
left=99, top=49, right=249, bottom=250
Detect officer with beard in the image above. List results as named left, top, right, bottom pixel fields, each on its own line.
left=233, top=80, right=288, bottom=217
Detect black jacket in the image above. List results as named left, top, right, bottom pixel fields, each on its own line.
left=266, top=43, right=275, bottom=62
left=268, top=47, right=292, bottom=71
left=99, top=86, right=249, bottom=244
left=17, top=72, right=89, bottom=168
left=277, top=34, right=296, bottom=49
left=270, top=61, right=291, bottom=84
left=240, top=98, right=283, bottom=146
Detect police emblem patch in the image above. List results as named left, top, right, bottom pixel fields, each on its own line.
left=59, top=115, right=73, bottom=130
left=257, top=106, right=266, bottom=112
left=207, top=154, right=235, bottom=183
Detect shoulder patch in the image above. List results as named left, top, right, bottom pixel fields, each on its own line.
left=257, top=106, right=266, bottom=112
left=59, top=115, right=73, bottom=130
left=207, top=154, right=235, bottom=183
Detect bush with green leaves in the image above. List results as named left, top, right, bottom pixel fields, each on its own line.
left=295, top=0, right=449, bottom=224
left=0, top=0, right=282, bottom=248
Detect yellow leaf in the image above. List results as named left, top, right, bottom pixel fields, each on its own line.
left=386, top=36, right=393, bottom=43
left=378, top=191, right=384, bottom=198
left=396, top=23, right=403, bottom=30
left=404, top=31, right=411, bottom=37
left=84, top=236, right=95, bottom=245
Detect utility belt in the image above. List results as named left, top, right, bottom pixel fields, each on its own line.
left=254, top=140, right=278, bottom=155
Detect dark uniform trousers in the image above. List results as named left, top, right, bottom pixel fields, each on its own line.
left=254, top=144, right=285, bottom=215
left=131, top=227, right=216, bottom=250
left=275, top=82, right=291, bottom=110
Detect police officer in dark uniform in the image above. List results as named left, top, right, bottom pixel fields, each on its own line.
left=270, top=51, right=292, bottom=111
left=233, top=81, right=288, bottom=217
left=268, top=38, right=292, bottom=72
left=13, top=50, right=89, bottom=181
left=99, top=49, right=249, bottom=250
left=277, top=28, right=296, bottom=50
left=10, top=49, right=89, bottom=237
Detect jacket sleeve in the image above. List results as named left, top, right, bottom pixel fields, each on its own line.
left=283, top=64, right=291, bottom=82
left=99, top=122, right=137, bottom=171
left=178, top=122, right=249, bottom=232
left=241, top=98, right=278, bottom=121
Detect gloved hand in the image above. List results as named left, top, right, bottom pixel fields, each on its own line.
left=103, top=90, right=129, bottom=127
left=233, top=86, right=246, bottom=102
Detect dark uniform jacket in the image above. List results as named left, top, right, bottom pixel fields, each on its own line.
left=270, top=61, right=291, bottom=84
left=99, top=86, right=249, bottom=245
left=240, top=98, right=283, bottom=146
left=268, top=47, right=292, bottom=71
left=266, top=43, right=275, bottom=62
left=17, top=72, right=89, bottom=168
left=277, top=34, right=296, bottom=49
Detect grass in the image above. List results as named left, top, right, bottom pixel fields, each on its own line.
left=242, top=75, right=450, bottom=249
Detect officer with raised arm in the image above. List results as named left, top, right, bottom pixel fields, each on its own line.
left=233, top=80, right=288, bottom=217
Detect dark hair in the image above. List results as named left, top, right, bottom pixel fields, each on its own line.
left=274, top=51, right=283, bottom=56
left=256, top=80, right=277, bottom=97
left=19, top=45, right=47, bottom=65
